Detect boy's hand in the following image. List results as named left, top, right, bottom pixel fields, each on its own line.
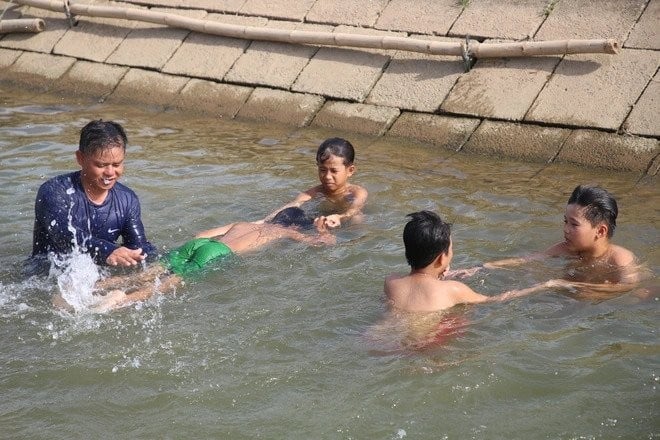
left=444, top=266, right=482, bottom=279
left=323, top=214, right=342, bottom=229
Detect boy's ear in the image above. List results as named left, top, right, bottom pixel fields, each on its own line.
left=347, top=164, right=355, bottom=175
left=596, top=223, right=608, bottom=238
left=435, top=251, right=449, bottom=268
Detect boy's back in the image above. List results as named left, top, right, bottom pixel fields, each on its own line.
left=385, top=274, right=486, bottom=312
left=219, top=222, right=309, bottom=254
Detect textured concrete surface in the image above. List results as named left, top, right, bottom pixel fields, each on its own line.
left=0, top=0, right=657, bottom=173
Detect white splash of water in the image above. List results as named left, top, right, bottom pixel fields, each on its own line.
left=51, top=250, right=101, bottom=312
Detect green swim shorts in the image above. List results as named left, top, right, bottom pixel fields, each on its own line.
left=163, top=238, right=233, bottom=276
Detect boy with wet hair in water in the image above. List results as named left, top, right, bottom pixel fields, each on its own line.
left=455, top=185, right=639, bottom=285
left=262, top=137, right=368, bottom=229
left=385, top=211, right=566, bottom=313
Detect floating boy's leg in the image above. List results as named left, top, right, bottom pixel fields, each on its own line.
left=90, top=273, right=183, bottom=313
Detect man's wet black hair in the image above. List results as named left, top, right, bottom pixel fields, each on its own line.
left=567, top=185, right=618, bottom=238
left=403, top=210, right=451, bottom=269
left=270, top=207, right=314, bottom=229
left=79, top=120, right=127, bottom=155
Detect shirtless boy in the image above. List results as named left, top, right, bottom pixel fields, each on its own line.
left=385, top=211, right=565, bottom=313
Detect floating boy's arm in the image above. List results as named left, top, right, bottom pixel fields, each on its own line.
left=281, top=227, right=336, bottom=246
left=195, top=223, right=236, bottom=239
left=261, top=189, right=316, bottom=222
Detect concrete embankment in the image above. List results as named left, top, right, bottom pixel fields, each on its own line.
left=0, top=0, right=657, bottom=174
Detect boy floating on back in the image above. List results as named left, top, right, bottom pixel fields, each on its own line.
left=58, top=207, right=334, bottom=312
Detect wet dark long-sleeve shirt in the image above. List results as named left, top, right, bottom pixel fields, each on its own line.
left=31, top=171, right=156, bottom=265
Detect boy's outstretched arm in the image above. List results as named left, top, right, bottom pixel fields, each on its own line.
left=449, top=279, right=571, bottom=305
left=260, top=189, right=316, bottom=223
left=445, top=250, right=553, bottom=279
left=195, top=223, right=236, bottom=239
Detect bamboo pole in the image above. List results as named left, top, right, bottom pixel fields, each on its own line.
left=0, top=17, right=45, bottom=33
left=9, top=0, right=619, bottom=58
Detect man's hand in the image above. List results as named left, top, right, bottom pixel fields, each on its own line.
left=106, top=247, right=145, bottom=266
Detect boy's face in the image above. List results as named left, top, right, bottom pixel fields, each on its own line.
left=76, top=146, right=125, bottom=196
left=563, top=204, right=603, bottom=251
left=317, top=154, right=354, bottom=192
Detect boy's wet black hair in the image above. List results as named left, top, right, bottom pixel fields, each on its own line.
left=568, top=185, right=618, bottom=238
left=79, top=120, right=127, bottom=155
left=316, top=137, right=355, bottom=166
left=403, top=210, right=451, bottom=269
left=270, top=207, right=314, bottom=229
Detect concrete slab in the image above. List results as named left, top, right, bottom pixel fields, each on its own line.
left=240, top=0, right=315, bottom=21
left=0, top=8, right=69, bottom=53
left=526, top=50, right=659, bottom=130
left=366, top=36, right=464, bottom=112
left=237, top=88, right=325, bottom=127
left=306, top=0, right=388, bottom=27
left=52, top=60, right=128, bottom=101
left=225, top=21, right=331, bottom=89
left=535, top=0, right=648, bottom=42
left=107, top=68, right=189, bottom=107
left=172, top=78, right=252, bottom=118
left=625, top=0, right=660, bottom=50
left=2, top=52, right=75, bottom=90
left=0, top=48, right=21, bottom=68
left=292, top=47, right=389, bottom=101
left=387, top=112, right=480, bottom=151
left=117, top=0, right=246, bottom=13
left=311, top=101, right=399, bottom=136
left=162, top=14, right=266, bottom=81
left=624, top=70, right=660, bottom=137
left=106, top=8, right=207, bottom=70
left=462, top=120, right=572, bottom=163
left=556, top=129, right=658, bottom=171
left=449, top=0, right=547, bottom=40
left=441, top=55, right=560, bottom=121
left=53, top=11, right=135, bottom=63
left=375, top=0, right=462, bottom=35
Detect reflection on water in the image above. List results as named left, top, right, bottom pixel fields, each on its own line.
left=0, top=89, right=657, bottom=439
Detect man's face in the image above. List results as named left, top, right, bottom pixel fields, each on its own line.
left=76, top=146, right=125, bottom=197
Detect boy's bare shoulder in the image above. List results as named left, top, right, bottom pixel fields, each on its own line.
left=609, top=244, right=636, bottom=267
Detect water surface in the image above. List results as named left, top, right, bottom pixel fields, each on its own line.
left=0, top=90, right=657, bottom=439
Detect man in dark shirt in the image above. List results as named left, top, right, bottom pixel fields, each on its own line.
left=29, top=120, right=156, bottom=273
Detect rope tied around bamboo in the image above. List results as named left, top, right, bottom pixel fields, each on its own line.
left=9, top=0, right=620, bottom=64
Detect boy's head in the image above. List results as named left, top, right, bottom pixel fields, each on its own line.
left=270, top=207, right=314, bottom=229
left=79, top=120, right=127, bottom=156
left=403, top=211, right=452, bottom=269
left=316, top=137, right=355, bottom=166
left=567, top=185, right=618, bottom=238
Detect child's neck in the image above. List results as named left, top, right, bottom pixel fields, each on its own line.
left=410, top=268, right=443, bottom=279
left=576, top=240, right=611, bottom=262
